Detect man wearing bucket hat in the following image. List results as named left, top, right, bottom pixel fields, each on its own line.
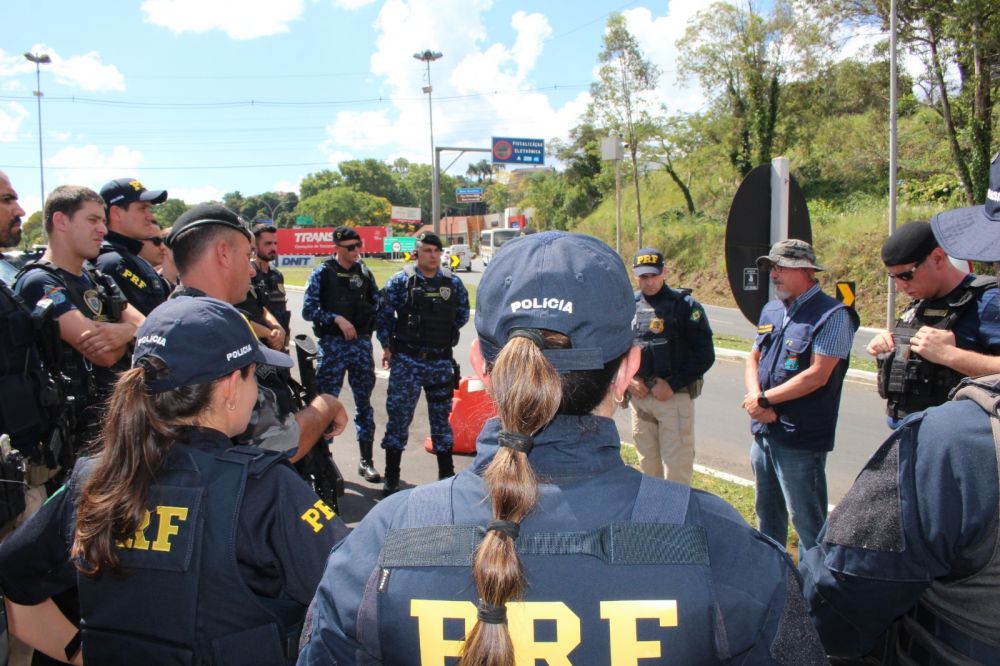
left=0, top=297, right=347, bottom=663
left=800, top=153, right=1000, bottom=663
left=300, top=231, right=825, bottom=664
left=742, top=238, right=858, bottom=556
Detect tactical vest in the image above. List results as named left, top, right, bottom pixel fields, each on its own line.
left=254, top=267, right=288, bottom=323
left=878, top=276, right=997, bottom=421
left=393, top=265, right=458, bottom=352
left=354, top=473, right=749, bottom=664
left=97, top=237, right=167, bottom=315
left=754, top=290, right=856, bottom=452
left=633, top=289, right=686, bottom=380
left=77, top=445, right=304, bottom=665
left=314, top=260, right=376, bottom=338
left=891, top=377, right=1000, bottom=665
left=15, top=261, right=126, bottom=407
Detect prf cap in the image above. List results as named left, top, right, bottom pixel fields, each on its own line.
left=100, top=178, right=167, bottom=208
left=633, top=248, right=665, bottom=276
left=932, top=152, right=1000, bottom=261
left=133, top=296, right=292, bottom=393
left=475, top=231, right=634, bottom=372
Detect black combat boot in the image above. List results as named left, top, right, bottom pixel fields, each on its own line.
left=382, top=449, right=402, bottom=496
left=436, top=450, right=455, bottom=480
left=357, top=441, right=381, bottom=483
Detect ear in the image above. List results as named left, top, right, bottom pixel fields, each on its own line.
left=469, top=338, right=491, bottom=389
left=214, top=237, right=232, bottom=268
left=219, top=368, right=241, bottom=405
left=611, top=346, right=642, bottom=398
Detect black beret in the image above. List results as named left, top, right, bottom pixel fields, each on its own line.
left=416, top=231, right=443, bottom=250
left=167, top=203, right=250, bottom=246
left=881, top=221, right=939, bottom=266
left=333, top=226, right=360, bottom=243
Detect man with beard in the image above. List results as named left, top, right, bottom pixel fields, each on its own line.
left=252, top=223, right=290, bottom=337
left=741, top=239, right=858, bottom=557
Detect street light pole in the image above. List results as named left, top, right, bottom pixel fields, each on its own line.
left=414, top=49, right=443, bottom=234
left=24, top=51, right=51, bottom=208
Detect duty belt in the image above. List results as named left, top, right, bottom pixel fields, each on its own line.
left=394, top=341, right=452, bottom=361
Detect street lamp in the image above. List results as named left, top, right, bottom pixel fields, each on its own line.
left=259, top=197, right=291, bottom=225
left=24, top=51, right=51, bottom=209
left=413, top=49, right=443, bottom=234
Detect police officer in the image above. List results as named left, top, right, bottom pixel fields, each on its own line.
left=800, top=153, right=1000, bottom=664
left=377, top=231, right=470, bottom=495
left=303, top=226, right=381, bottom=483
left=300, top=231, right=826, bottom=665
left=15, top=185, right=144, bottom=444
left=868, top=220, right=1000, bottom=426
left=0, top=297, right=348, bottom=664
left=95, top=177, right=170, bottom=315
left=628, top=247, right=715, bottom=485
left=252, top=223, right=291, bottom=336
left=741, top=239, right=858, bottom=556
left=236, top=261, right=287, bottom=351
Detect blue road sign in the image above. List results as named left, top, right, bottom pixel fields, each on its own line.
left=456, top=187, right=484, bottom=203
left=492, top=137, right=545, bottom=165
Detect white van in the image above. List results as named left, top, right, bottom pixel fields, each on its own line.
left=444, top=244, right=472, bottom=272
left=478, top=228, right=520, bottom=266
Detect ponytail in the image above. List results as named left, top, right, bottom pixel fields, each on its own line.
left=72, top=360, right=224, bottom=576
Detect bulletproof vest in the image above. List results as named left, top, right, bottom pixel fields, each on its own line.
left=315, top=260, right=376, bottom=338
left=878, top=276, right=997, bottom=421
left=77, top=445, right=303, bottom=665
left=351, top=473, right=757, bottom=664
left=16, top=261, right=126, bottom=406
left=754, top=290, right=857, bottom=452
left=0, top=282, right=53, bottom=460
left=633, top=291, right=678, bottom=380
left=97, top=237, right=167, bottom=315
left=255, top=267, right=288, bottom=319
left=394, top=266, right=458, bottom=351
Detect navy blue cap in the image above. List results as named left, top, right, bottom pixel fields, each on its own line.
left=133, top=296, right=292, bottom=393
left=100, top=178, right=167, bottom=208
left=166, top=203, right=251, bottom=246
left=932, top=152, right=1000, bottom=261
left=475, top=231, right=634, bottom=372
left=633, top=247, right=665, bottom=276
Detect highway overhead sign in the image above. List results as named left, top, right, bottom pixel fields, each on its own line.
left=492, top=137, right=545, bottom=165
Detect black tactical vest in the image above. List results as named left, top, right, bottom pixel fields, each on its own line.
left=634, top=290, right=681, bottom=380
left=315, top=260, right=376, bottom=338
left=395, top=266, right=458, bottom=351
left=0, top=282, right=52, bottom=459
left=878, top=276, right=997, bottom=420
left=77, top=445, right=303, bottom=664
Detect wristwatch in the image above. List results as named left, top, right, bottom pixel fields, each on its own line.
left=757, top=391, right=770, bottom=408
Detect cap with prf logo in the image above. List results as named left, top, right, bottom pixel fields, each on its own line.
left=100, top=178, right=168, bottom=208
left=632, top=248, right=665, bottom=276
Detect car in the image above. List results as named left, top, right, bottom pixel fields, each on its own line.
left=444, top=244, right=472, bottom=272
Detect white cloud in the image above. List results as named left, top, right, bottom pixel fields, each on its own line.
left=46, top=145, right=146, bottom=191
left=141, top=0, right=306, bottom=40
left=1, top=47, right=125, bottom=92
left=271, top=179, right=301, bottom=195
left=332, top=0, right=376, bottom=9
left=0, top=102, right=29, bottom=142
left=168, top=185, right=226, bottom=204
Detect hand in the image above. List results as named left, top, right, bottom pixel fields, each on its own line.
left=741, top=392, right=769, bottom=420
left=320, top=394, right=348, bottom=437
left=909, top=326, right=957, bottom=365
left=628, top=378, right=649, bottom=399
left=382, top=349, right=392, bottom=369
left=756, top=407, right=778, bottom=424
left=76, top=322, right=131, bottom=357
left=266, top=327, right=286, bottom=350
left=336, top=316, right=357, bottom=341
left=866, top=330, right=895, bottom=356
left=650, top=378, right=674, bottom=401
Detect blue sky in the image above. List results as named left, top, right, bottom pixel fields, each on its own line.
left=3, top=0, right=884, bottom=217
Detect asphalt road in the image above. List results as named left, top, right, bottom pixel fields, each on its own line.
left=284, top=279, right=888, bottom=528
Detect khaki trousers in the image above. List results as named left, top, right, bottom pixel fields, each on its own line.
left=630, top=391, right=695, bottom=485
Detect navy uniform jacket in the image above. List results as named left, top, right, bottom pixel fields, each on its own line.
left=94, top=231, right=167, bottom=315
left=0, top=427, right=347, bottom=610
left=799, top=389, right=1000, bottom=660
left=300, top=416, right=826, bottom=664
left=376, top=266, right=470, bottom=352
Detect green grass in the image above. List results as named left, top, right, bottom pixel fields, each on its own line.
left=282, top=258, right=479, bottom=308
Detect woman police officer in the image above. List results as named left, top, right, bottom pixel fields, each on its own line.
left=299, top=231, right=826, bottom=665
left=0, top=296, right=348, bottom=664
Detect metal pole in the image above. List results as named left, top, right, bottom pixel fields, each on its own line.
left=887, top=0, right=898, bottom=329
left=433, top=148, right=441, bottom=236
left=32, top=61, right=45, bottom=206
left=615, top=158, right=622, bottom=254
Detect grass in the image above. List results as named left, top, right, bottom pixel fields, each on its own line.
left=282, top=258, right=479, bottom=308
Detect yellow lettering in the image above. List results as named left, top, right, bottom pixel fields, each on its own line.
left=151, top=506, right=189, bottom=552
left=117, top=510, right=152, bottom=550
left=313, top=499, right=335, bottom=520
left=508, top=601, right=580, bottom=665
left=601, top=600, right=677, bottom=665
left=411, top=599, right=476, bottom=665
left=301, top=508, right=322, bottom=533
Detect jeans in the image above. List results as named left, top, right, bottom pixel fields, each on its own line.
left=750, top=434, right=828, bottom=554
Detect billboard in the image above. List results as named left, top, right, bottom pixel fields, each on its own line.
left=276, top=226, right=388, bottom=255
left=391, top=206, right=421, bottom=223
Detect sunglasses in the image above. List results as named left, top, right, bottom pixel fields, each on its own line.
left=887, top=257, right=925, bottom=282
left=144, top=236, right=165, bottom=247
left=338, top=243, right=361, bottom=251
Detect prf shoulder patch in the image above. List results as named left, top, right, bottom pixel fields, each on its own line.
left=757, top=323, right=774, bottom=334
left=690, top=309, right=703, bottom=323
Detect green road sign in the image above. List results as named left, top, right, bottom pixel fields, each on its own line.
left=384, top=236, right=416, bottom=253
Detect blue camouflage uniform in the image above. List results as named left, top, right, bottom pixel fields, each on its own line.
left=299, top=416, right=827, bottom=664
left=302, top=259, right=379, bottom=447
left=376, top=265, right=469, bottom=453
left=799, top=375, right=1000, bottom=664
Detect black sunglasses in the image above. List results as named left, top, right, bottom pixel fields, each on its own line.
left=144, top=236, right=165, bottom=247
left=887, top=257, right=925, bottom=282
left=338, top=243, right=361, bottom=251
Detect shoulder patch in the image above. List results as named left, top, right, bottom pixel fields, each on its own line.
left=757, top=323, right=774, bottom=334
left=690, top=308, right=703, bottom=323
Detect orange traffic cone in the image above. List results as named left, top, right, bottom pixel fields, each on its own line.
left=425, top=376, right=496, bottom=455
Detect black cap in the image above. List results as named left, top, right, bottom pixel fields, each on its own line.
left=632, top=248, right=665, bottom=276
left=416, top=231, right=443, bottom=250
left=333, top=226, right=361, bottom=243
left=166, top=203, right=252, bottom=246
left=100, top=178, right=167, bottom=208
left=881, top=221, right=939, bottom=266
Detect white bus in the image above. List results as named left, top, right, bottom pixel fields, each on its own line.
left=478, top=228, right=520, bottom=266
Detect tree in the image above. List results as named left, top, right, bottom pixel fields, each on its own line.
left=339, top=159, right=406, bottom=204
left=296, top=188, right=391, bottom=228
left=551, top=122, right=612, bottom=221
left=153, top=199, right=189, bottom=228
left=825, top=0, right=999, bottom=204
left=222, top=191, right=245, bottom=214
left=20, top=212, right=45, bottom=248
left=299, top=170, right=342, bottom=200
left=589, top=12, right=661, bottom=247
left=521, top=172, right=571, bottom=230
left=645, top=115, right=699, bottom=215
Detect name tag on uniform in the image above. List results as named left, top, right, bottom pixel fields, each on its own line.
left=757, top=324, right=773, bottom=334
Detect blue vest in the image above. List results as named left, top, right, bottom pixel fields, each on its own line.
left=754, top=290, right=850, bottom=452
left=77, top=445, right=303, bottom=665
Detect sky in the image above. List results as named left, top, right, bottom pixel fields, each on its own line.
left=2, top=0, right=892, bottom=217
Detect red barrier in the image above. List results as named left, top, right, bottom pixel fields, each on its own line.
left=424, top=376, right=495, bottom=455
